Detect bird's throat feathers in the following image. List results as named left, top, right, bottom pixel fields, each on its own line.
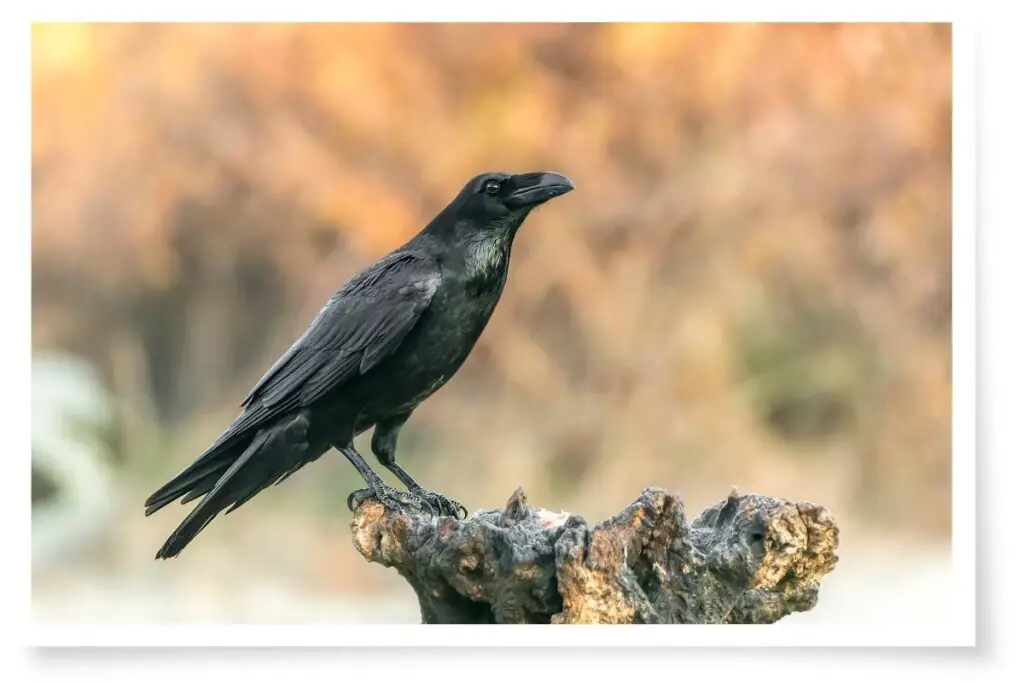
left=463, top=223, right=514, bottom=292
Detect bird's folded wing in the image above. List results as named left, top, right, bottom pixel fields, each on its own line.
left=217, top=250, right=441, bottom=443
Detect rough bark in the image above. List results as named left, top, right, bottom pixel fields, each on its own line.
left=349, top=486, right=839, bottom=624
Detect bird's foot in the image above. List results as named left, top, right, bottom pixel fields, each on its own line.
left=410, top=486, right=468, bottom=520
left=347, top=481, right=425, bottom=515
left=346, top=478, right=467, bottom=520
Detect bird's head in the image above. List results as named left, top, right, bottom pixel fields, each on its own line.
left=456, top=171, right=575, bottom=223
left=424, top=171, right=575, bottom=244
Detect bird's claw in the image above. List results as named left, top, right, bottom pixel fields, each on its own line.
left=347, top=483, right=424, bottom=515
left=346, top=487, right=372, bottom=513
left=412, top=487, right=468, bottom=520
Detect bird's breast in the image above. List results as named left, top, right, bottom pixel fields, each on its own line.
left=354, top=266, right=508, bottom=423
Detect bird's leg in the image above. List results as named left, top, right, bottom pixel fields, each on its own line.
left=337, top=441, right=424, bottom=514
left=371, top=417, right=468, bottom=519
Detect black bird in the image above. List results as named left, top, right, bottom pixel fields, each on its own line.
left=144, top=170, right=575, bottom=559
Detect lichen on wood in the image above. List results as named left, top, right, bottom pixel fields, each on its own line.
left=349, top=485, right=839, bottom=624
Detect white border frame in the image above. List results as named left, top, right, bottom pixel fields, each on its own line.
left=9, top=6, right=976, bottom=652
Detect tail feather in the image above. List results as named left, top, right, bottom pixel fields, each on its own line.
left=179, top=469, right=227, bottom=505
left=144, top=408, right=261, bottom=516
left=144, top=452, right=236, bottom=516
left=148, top=412, right=319, bottom=559
left=153, top=430, right=274, bottom=560
left=224, top=480, right=269, bottom=515
left=223, top=440, right=312, bottom=516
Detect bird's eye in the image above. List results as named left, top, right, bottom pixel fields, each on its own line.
left=484, top=180, right=501, bottom=195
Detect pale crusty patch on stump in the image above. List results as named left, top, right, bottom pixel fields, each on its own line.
left=552, top=529, right=636, bottom=624
left=752, top=499, right=839, bottom=592
left=350, top=500, right=409, bottom=566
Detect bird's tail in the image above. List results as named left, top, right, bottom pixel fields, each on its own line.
left=145, top=428, right=276, bottom=560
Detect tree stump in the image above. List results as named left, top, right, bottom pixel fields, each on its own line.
left=349, top=486, right=839, bottom=624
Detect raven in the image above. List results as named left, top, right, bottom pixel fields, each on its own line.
left=144, top=171, right=575, bottom=559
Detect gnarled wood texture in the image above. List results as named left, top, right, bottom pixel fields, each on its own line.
left=350, top=486, right=839, bottom=624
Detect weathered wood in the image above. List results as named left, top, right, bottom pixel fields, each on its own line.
left=350, top=486, right=839, bottom=624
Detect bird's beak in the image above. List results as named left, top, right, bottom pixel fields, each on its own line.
left=505, top=172, right=575, bottom=209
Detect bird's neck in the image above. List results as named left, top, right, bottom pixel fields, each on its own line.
left=462, top=229, right=514, bottom=294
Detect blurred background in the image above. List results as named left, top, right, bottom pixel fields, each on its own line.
left=31, top=22, right=952, bottom=624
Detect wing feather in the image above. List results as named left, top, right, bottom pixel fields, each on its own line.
left=211, top=250, right=440, bottom=450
